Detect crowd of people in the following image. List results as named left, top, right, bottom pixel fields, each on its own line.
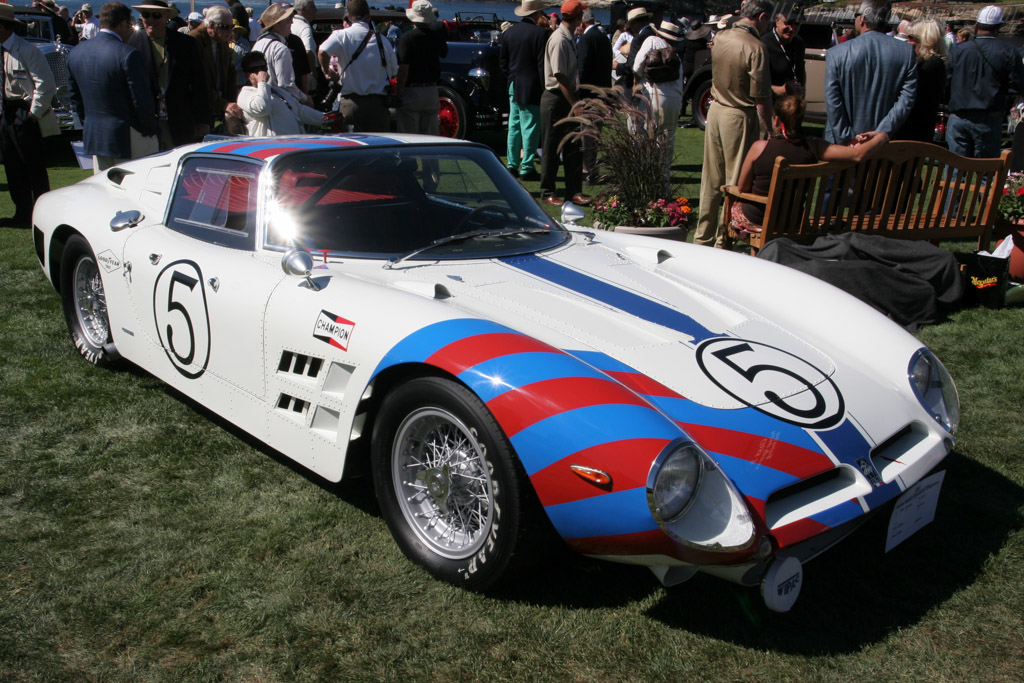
left=1, top=0, right=1023, bottom=238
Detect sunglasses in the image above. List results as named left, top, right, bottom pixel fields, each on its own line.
left=213, top=23, right=232, bottom=30
left=139, top=11, right=165, bottom=19
left=246, top=64, right=269, bottom=74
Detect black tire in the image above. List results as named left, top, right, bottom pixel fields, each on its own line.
left=693, top=79, right=713, bottom=131
left=438, top=85, right=468, bottom=139
left=371, top=376, right=537, bottom=589
left=60, top=234, right=117, bottom=367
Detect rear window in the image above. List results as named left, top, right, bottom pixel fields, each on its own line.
left=166, top=156, right=261, bottom=250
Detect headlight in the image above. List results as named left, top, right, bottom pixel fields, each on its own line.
left=468, top=67, right=490, bottom=91
left=648, top=442, right=703, bottom=523
left=909, top=349, right=960, bottom=433
left=647, top=439, right=756, bottom=553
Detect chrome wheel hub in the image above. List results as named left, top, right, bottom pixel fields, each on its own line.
left=393, top=407, right=493, bottom=560
left=73, top=256, right=109, bottom=348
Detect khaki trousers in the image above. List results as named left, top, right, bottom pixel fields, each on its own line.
left=694, top=102, right=759, bottom=247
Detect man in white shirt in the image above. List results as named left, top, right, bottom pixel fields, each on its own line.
left=78, top=3, right=100, bottom=40
left=318, top=0, right=397, bottom=132
left=0, top=4, right=60, bottom=225
left=252, top=3, right=309, bottom=104
left=291, top=0, right=318, bottom=92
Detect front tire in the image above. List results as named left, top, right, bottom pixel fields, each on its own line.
left=60, top=234, right=116, bottom=367
left=371, top=376, right=536, bottom=589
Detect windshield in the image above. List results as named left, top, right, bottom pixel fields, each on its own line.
left=265, top=145, right=565, bottom=260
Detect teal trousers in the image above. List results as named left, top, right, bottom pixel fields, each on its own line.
left=506, top=83, right=540, bottom=174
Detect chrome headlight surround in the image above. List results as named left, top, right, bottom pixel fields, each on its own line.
left=908, top=348, right=960, bottom=433
left=468, top=67, right=490, bottom=91
left=647, top=439, right=757, bottom=553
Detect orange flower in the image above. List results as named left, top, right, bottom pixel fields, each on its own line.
left=681, top=205, right=692, bottom=214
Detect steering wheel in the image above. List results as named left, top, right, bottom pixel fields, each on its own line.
left=454, top=204, right=509, bottom=233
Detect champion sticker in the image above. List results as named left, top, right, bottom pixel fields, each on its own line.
left=313, top=310, right=355, bottom=351
left=97, top=250, right=121, bottom=273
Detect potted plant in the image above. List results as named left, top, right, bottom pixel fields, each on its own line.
left=996, top=171, right=1024, bottom=281
left=559, top=86, right=690, bottom=240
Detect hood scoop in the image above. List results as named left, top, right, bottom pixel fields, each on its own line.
left=393, top=280, right=453, bottom=300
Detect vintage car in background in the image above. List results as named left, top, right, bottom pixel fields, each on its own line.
left=14, top=6, right=76, bottom=131
left=32, top=135, right=958, bottom=611
left=313, top=9, right=506, bottom=138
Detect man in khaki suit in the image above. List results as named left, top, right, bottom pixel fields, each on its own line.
left=0, top=4, right=60, bottom=226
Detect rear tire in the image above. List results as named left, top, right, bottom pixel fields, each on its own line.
left=371, top=376, right=537, bottom=589
left=438, top=85, right=468, bottom=139
left=60, top=235, right=117, bottom=367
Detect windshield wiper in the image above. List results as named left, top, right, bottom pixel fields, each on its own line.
left=384, top=226, right=553, bottom=269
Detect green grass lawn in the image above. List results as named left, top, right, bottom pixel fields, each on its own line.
left=1, top=134, right=1022, bottom=681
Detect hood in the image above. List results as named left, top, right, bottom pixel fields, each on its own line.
left=343, top=236, right=841, bottom=415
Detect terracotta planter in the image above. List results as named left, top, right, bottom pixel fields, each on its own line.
left=612, top=225, right=689, bottom=242
left=995, top=220, right=1024, bottom=281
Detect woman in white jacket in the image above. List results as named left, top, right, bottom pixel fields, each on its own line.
left=631, top=21, right=685, bottom=194
left=237, top=51, right=327, bottom=136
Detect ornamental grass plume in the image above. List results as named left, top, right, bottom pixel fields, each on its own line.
left=557, top=85, right=679, bottom=227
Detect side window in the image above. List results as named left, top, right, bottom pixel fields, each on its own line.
left=167, top=157, right=260, bottom=250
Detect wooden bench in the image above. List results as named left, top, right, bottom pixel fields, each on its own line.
left=721, top=141, right=1013, bottom=255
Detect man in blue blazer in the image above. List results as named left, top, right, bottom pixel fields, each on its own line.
left=67, top=2, right=159, bottom=171
left=824, top=0, right=917, bottom=144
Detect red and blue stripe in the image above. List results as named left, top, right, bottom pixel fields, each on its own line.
left=194, top=134, right=400, bottom=159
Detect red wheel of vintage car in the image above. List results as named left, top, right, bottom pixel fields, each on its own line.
left=438, top=85, right=467, bottom=139
left=697, top=83, right=714, bottom=129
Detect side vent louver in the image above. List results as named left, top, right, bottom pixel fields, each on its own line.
left=276, top=393, right=309, bottom=418
left=278, top=351, right=324, bottom=379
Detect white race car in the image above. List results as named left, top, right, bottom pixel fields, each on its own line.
left=32, top=135, right=958, bottom=611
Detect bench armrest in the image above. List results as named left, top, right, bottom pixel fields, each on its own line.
left=722, top=185, right=769, bottom=205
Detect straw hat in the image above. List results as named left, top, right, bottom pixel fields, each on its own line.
left=514, top=0, right=545, bottom=18
left=655, top=20, right=682, bottom=42
left=259, top=3, right=295, bottom=30
left=627, top=7, right=651, bottom=22
left=0, top=4, right=24, bottom=25
left=133, top=0, right=180, bottom=18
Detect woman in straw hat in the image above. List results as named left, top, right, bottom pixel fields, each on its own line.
left=631, top=20, right=684, bottom=193
left=252, top=3, right=310, bottom=105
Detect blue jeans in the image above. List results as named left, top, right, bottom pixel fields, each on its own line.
left=947, top=112, right=1003, bottom=158
left=506, top=83, right=540, bottom=174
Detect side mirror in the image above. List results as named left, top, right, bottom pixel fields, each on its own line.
left=109, top=209, right=144, bottom=232
left=281, top=248, right=320, bottom=291
left=560, top=201, right=585, bottom=227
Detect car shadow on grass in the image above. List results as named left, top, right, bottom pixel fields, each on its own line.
left=140, top=376, right=1022, bottom=652
left=494, top=451, right=1023, bottom=653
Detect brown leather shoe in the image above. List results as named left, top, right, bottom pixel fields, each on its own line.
left=542, top=195, right=564, bottom=207
left=570, top=194, right=592, bottom=206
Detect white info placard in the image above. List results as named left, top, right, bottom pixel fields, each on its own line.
left=885, top=470, right=945, bottom=553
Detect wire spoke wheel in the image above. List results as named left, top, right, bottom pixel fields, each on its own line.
left=60, top=235, right=116, bottom=367
left=393, top=407, right=493, bottom=559
left=73, top=255, right=109, bottom=349
left=372, top=376, right=543, bottom=588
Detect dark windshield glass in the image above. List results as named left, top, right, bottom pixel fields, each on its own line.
left=265, top=145, right=565, bottom=259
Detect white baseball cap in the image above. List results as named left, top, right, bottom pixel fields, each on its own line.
left=978, top=5, right=1003, bottom=25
